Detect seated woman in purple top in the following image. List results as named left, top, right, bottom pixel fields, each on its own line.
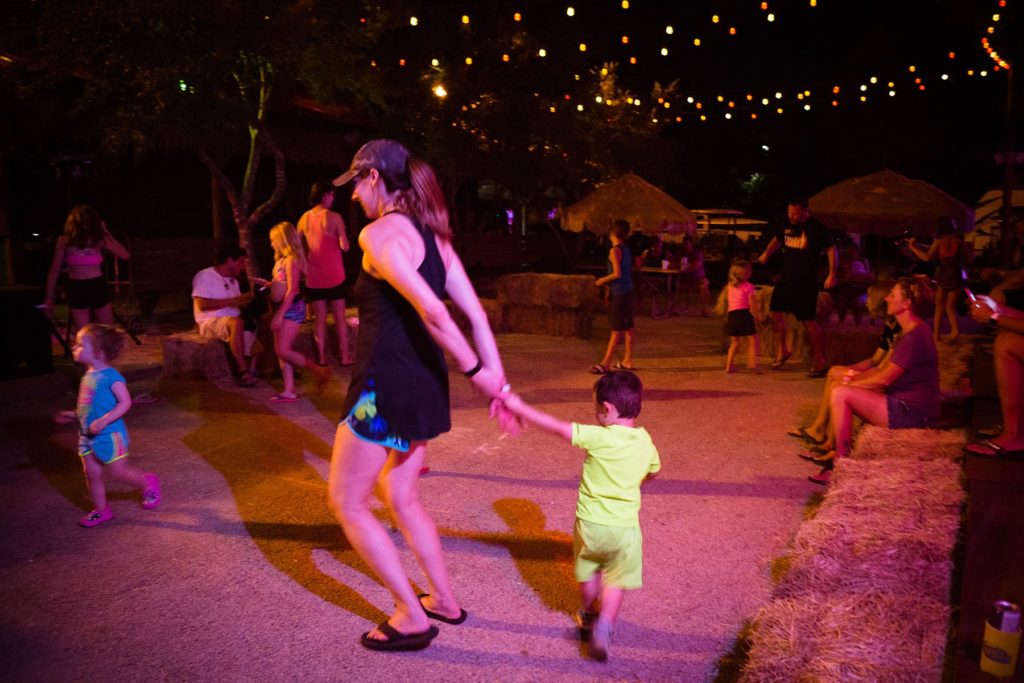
left=808, top=277, right=939, bottom=485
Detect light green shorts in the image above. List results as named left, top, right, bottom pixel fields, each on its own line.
left=573, top=518, right=643, bottom=589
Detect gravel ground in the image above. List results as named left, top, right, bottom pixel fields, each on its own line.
left=0, top=313, right=825, bottom=682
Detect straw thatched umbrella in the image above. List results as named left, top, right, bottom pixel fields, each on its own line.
left=809, top=169, right=975, bottom=239
left=561, top=173, right=697, bottom=239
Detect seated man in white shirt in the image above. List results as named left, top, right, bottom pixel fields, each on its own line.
left=192, top=245, right=257, bottom=387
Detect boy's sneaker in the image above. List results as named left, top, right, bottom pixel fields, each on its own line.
left=78, top=506, right=113, bottom=528
left=141, top=474, right=161, bottom=510
left=574, top=610, right=597, bottom=641
left=589, top=620, right=613, bottom=662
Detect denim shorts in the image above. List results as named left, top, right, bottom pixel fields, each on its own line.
left=343, top=379, right=410, bottom=452
left=886, top=396, right=933, bottom=429
left=281, top=300, right=306, bottom=324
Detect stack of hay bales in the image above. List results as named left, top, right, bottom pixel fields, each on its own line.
left=496, top=273, right=597, bottom=338
left=754, top=286, right=840, bottom=363
left=740, top=426, right=965, bottom=682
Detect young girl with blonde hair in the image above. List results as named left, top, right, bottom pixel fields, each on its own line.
left=54, top=323, right=160, bottom=527
left=256, top=222, right=326, bottom=402
left=723, top=260, right=762, bottom=373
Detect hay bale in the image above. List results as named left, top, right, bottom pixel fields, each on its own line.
left=741, top=592, right=949, bottom=683
left=774, top=459, right=962, bottom=601
left=446, top=298, right=504, bottom=335
left=851, top=425, right=966, bottom=462
left=937, top=337, right=972, bottom=393
left=496, top=273, right=596, bottom=338
left=162, top=332, right=233, bottom=380
left=496, top=273, right=597, bottom=308
left=828, top=458, right=964, bottom=514
left=754, top=287, right=834, bottom=362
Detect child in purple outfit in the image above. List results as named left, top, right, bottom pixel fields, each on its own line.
left=54, top=324, right=160, bottom=527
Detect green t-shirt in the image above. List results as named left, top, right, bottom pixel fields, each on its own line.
left=571, top=423, right=661, bottom=527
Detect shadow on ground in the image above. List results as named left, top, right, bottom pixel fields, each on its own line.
left=160, top=377, right=386, bottom=624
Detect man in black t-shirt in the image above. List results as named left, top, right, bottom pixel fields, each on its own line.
left=757, top=197, right=838, bottom=377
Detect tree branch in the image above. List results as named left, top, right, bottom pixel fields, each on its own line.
left=250, top=127, right=287, bottom=226
left=198, top=150, right=241, bottom=219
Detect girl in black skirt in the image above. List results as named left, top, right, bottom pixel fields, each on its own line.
left=724, top=260, right=763, bottom=373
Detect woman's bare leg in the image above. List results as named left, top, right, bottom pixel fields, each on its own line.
left=933, top=288, right=946, bottom=342
left=70, top=308, right=92, bottom=337
left=945, top=288, right=961, bottom=341
left=329, top=425, right=429, bottom=638
left=380, top=441, right=461, bottom=620
left=830, top=386, right=889, bottom=458
left=92, top=304, right=114, bottom=325
left=312, top=300, right=328, bottom=364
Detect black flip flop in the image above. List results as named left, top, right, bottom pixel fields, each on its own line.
left=360, top=621, right=439, bottom=651
left=797, top=451, right=835, bottom=466
left=786, top=426, right=824, bottom=445
left=418, top=593, right=468, bottom=625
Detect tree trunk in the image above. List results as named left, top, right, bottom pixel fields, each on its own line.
left=210, top=175, right=225, bottom=239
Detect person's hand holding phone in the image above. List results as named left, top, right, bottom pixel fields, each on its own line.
left=968, top=291, right=1000, bottom=323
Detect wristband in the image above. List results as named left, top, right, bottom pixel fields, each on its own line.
left=463, top=358, right=483, bottom=378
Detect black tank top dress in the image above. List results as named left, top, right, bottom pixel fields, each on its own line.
left=340, top=213, right=451, bottom=443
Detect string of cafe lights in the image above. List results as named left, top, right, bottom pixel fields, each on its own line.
left=982, top=0, right=1012, bottom=70
left=365, top=1, right=1010, bottom=124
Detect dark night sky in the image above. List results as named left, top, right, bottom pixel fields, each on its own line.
left=3, top=0, right=1019, bottom=240
left=374, top=0, right=1018, bottom=208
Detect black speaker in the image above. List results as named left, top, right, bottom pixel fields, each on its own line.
left=0, top=286, right=54, bottom=379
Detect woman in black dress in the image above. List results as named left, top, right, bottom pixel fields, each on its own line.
left=329, top=140, right=511, bottom=651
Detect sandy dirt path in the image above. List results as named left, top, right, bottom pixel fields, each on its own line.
left=1, top=314, right=824, bottom=682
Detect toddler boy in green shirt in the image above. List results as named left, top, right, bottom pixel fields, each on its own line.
left=501, top=370, right=660, bottom=661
